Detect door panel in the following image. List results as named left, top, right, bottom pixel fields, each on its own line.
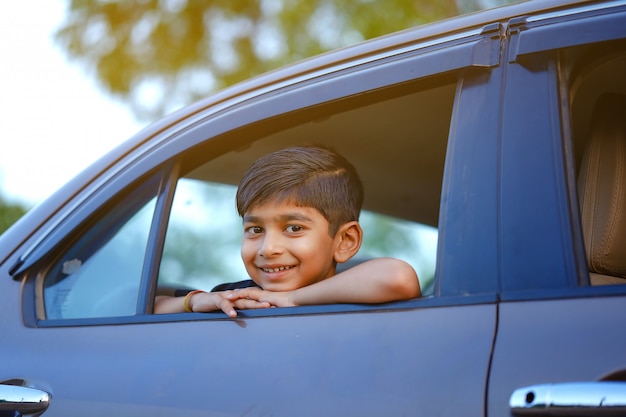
left=1, top=303, right=495, bottom=416
left=490, top=6, right=626, bottom=416
left=488, top=295, right=626, bottom=416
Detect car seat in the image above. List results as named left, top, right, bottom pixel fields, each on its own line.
left=577, top=94, right=626, bottom=285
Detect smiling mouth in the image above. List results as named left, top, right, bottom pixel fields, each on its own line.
left=261, top=265, right=295, bottom=273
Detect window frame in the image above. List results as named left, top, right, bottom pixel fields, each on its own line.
left=498, top=4, right=626, bottom=299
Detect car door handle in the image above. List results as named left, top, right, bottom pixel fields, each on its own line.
left=510, top=381, right=626, bottom=416
left=0, top=382, right=51, bottom=415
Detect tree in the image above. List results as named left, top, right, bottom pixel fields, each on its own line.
left=0, top=196, right=27, bottom=235
left=55, top=0, right=465, bottom=121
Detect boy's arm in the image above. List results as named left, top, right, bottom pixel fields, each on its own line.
left=228, top=257, right=420, bottom=307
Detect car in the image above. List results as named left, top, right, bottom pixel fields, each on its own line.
left=1, top=0, right=626, bottom=415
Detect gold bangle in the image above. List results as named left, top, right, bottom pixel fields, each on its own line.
left=183, top=290, right=205, bottom=312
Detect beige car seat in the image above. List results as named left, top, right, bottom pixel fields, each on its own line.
left=578, top=94, right=626, bottom=285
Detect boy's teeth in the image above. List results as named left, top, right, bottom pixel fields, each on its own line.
left=263, top=266, right=292, bottom=272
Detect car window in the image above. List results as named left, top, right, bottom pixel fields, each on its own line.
left=158, top=80, right=453, bottom=299
left=40, top=177, right=161, bottom=319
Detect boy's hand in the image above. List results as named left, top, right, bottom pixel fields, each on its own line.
left=227, top=287, right=297, bottom=308
left=190, top=291, right=271, bottom=317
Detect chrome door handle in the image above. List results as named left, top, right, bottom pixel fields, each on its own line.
left=510, top=381, right=626, bottom=416
left=0, top=383, right=51, bottom=415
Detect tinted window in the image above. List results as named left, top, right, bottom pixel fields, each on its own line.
left=41, top=177, right=160, bottom=319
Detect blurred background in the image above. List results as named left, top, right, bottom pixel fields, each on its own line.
left=0, top=0, right=514, bottom=234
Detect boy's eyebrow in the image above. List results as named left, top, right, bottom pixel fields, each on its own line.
left=242, top=215, right=261, bottom=224
left=243, top=212, right=314, bottom=223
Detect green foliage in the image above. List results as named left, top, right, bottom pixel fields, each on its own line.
left=0, top=197, right=27, bottom=235
left=55, top=0, right=462, bottom=121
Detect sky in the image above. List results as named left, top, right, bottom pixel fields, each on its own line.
left=0, top=2, right=145, bottom=208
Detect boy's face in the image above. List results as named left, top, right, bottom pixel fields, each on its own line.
left=240, top=200, right=340, bottom=291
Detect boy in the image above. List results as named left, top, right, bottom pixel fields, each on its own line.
left=154, top=146, right=420, bottom=316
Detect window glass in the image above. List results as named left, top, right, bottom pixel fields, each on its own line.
left=42, top=180, right=160, bottom=319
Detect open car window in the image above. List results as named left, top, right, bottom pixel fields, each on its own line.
left=159, top=79, right=454, bottom=299
left=33, top=74, right=456, bottom=323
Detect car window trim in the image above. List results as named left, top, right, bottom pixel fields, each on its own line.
left=508, top=2, right=626, bottom=64
left=33, top=293, right=498, bottom=328
left=137, top=162, right=180, bottom=314
left=500, top=283, right=626, bottom=302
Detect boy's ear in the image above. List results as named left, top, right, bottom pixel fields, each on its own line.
left=333, top=221, right=363, bottom=263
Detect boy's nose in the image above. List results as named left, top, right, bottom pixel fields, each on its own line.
left=258, top=231, right=283, bottom=257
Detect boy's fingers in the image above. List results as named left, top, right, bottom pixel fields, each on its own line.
left=215, top=298, right=238, bottom=318
left=227, top=288, right=261, bottom=301
left=233, top=299, right=271, bottom=309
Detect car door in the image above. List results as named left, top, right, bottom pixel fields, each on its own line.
left=489, top=3, right=626, bottom=416
left=1, top=20, right=504, bottom=417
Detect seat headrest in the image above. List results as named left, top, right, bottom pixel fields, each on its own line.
left=578, top=94, right=626, bottom=282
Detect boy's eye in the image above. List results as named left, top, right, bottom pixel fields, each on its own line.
left=246, top=226, right=263, bottom=234
left=285, top=225, right=303, bottom=233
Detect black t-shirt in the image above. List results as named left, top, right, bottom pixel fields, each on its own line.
left=211, top=279, right=260, bottom=292
left=174, top=279, right=260, bottom=297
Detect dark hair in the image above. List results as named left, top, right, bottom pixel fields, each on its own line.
left=236, top=146, right=364, bottom=236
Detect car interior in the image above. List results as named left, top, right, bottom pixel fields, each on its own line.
left=183, top=77, right=457, bottom=228
left=576, top=94, right=626, bottom=285
left=569, top=44, right=626, bottom=285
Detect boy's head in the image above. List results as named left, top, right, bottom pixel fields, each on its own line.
left=236, top=146, right=364, bottom=236
left=237, top=146, right=365, bottom=291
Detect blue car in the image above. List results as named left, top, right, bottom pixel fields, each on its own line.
left=1, top=0, right=626, bottom=415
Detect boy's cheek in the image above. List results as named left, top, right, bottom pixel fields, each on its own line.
left=241, top=246, right=257, bottom=261
left=240, top=241, right=254, bottom=255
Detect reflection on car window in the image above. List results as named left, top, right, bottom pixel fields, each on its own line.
left=42, top=180, right=160, bottom=319
left=158, top=178, right=437, bottom=294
